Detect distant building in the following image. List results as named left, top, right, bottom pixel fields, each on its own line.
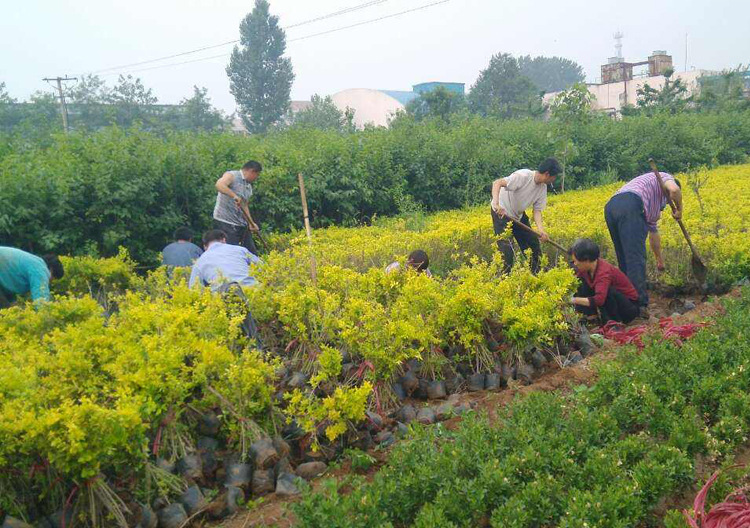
left=231, top=81, right=465, bottom=132
left=331, top=81, right=465, bottom=128
left=544, top=49, right=715, bottom=115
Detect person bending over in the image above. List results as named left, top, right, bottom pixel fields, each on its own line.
left=162, top=226, right=203, bottom=268
left=490, top=158, right=561, bottom=274
left=570, top=238, right=640, bottom=324
left=0, top=247, right=64, bottom=308
left=385, top=249, right=433, bottom=277
left=605, top=169, right=682, bottom=309
left=189, top=230, right=261, bottom=291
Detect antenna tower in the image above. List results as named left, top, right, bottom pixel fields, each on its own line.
left=614, top=31, right=624, bottom=59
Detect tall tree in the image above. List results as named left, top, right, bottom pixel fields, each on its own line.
left=550, top=82, right=594, bottom=191
left=406, top=86, right=466, bottom=121
left=106, top=75, right=158, bottom=126
left=518, top=55, right=585, bottom=93
left=468, top=53, right=542, bottom=119
left=227, top=0, right=294, bottom=134
left=67, top=74, right=112, bottom=130
left=633, top=68, right=688, bottom=114
left=178, top=86, right=226, bottom=131
left=290, top=94, right=354, bottom=132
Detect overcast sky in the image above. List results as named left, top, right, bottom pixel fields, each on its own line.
left=2, top=0, right=748, bottom=114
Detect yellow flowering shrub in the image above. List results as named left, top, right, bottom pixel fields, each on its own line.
left=285, top=382, right=373, bottom=447
left=54, top=247, right=139, bottom=297
left=0, top=281, right=278, bottom=520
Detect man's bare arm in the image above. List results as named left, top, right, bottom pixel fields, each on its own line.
left=650, top=231, right=665, bottom=270
left=533, top=209, right=549, bottom=242
left=491, top=178, right=508, bottom=213
left=665, top=180, right=683, bottom=219
left=216, top=172, right=242, bottom=206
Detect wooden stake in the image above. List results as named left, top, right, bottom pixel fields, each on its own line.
left=298, top=173, right=318, bottom=285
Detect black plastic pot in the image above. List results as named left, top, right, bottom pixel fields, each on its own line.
left=250, top=438, right=279, bottom=470
left=445, top=373, right=464, bottom=394
left=251, top=468, right=276, bottom=496
left=224, top=462, right=252, bottom=488
left=467, top=373, right=486, bottom=392
left=499, top=362, right=513, bottom=385
left=275, top=472, right=301, bottom=497
left=399, top=371, right=419, bottom=395
left=514, top=362, right=535, bottom=384
left=397, top=404, right=417, bottom=423
left=135, top=504, right=158, bottom=528
left=531, top=350, right=547, bottom=369
left=392, top=382, right=406, bottom=400
left=176, top=454, right=203, bottom=481
left=484, top=373, right=501, bottom=391
left=179, top=485, right=206, bottom=516
left=414, top=378, right=430, bottom=400
left=157, top=503, right=188, bottom=528
left=426, top=380, right=447, bottom=400
left=197, top=411, right=221, bottom=437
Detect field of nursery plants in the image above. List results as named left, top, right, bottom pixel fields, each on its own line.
left=1, top=163, right=750, bottom=528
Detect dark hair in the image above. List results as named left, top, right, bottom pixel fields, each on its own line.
left=674, top=178, right=681, bottom=189
left=407, top=249, right=430, bottom=272
left=173, top=226, right=193, bottom=241
left=202, top=229, right=227, bottom=246
left=538, top=157, right=562, bottom=177
left=43, top=254, right=64, bottom=280
left=570, top=238, right=600, bottom=262
left=242, top=160, right=263, bottom=173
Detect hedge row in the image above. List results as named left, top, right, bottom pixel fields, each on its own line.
left=1, top=111, right=749, bottom=263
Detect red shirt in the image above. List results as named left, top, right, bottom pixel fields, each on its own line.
left=577, top=259, right=639, bottom=307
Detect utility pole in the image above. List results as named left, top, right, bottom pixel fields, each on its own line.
left=42, top=76, right=77, bottom=132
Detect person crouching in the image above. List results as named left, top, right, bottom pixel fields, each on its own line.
left=570, top=238, right=640, bottom=324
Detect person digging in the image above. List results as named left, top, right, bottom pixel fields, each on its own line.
left=213, top=160, right=262, bottom=255
left=570, top=238, right=640, bottom=324
left=490, top=158, right=562, bottom=274
left=604, top=169, right=682, bottom=316
left=0, top=246, right=64, bottom=308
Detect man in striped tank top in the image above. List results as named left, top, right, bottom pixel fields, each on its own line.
left=213, top=160, right=262, bottom=255
left=604, top=170, right=683, bottom=309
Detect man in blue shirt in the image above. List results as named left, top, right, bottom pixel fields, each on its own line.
left=162, top=227, right=203, bottom=268
left=189, top=230, right=261, bottom=291
left=0, top=247, right=64, bottom=307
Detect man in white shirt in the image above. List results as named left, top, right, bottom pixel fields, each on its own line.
left=189, top=230, right=261, bottom=291
left=490, top=158, right=561, bottom=274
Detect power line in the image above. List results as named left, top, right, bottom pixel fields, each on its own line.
left=97, top=0, right=452, bottom=77
left=84, top=0, right=391, bottom=76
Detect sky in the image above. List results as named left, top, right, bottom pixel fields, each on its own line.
left=2, top=0, right=749, bottom=114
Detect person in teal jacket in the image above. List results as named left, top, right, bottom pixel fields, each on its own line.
left=0, top=247, right=64, bottom=307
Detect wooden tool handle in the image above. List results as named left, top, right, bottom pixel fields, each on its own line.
left=502, top=214, right=569, bottom=253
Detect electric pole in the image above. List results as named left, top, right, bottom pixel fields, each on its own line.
left=42, top=76, right=77, bottom=132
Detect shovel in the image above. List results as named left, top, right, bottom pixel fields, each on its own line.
left=648, top=159, right=707, bottom=283
left=497, top=211, right=570, bottom=253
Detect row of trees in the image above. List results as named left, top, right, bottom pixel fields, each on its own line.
left=0, top=77, right=227, bottom=140
left=225, top=1, right=586, bottom=132
left=3, top=109, right=750, bottom=263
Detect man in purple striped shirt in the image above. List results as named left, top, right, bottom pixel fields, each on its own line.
left=604, top=171, right=683, bottom=309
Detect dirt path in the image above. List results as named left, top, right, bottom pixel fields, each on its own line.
left=214, top=290, right=734, bottom=528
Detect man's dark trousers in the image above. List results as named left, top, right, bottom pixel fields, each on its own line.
left=604, top=192, right=649, bottom=306
left=491, top=208, right=541, bottom=274
left=575, top=281, right=640, bottom=324
left=213, top=219, right=258, bottom=255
